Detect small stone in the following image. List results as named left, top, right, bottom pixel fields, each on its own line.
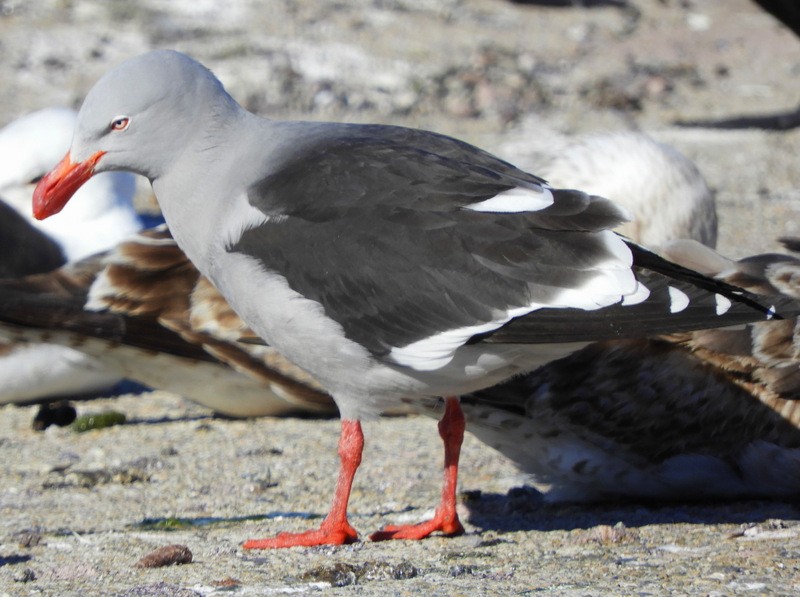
left=450, top=564, right=476, bottom=577
left=686, top=12, right=711, bottom=31
left=118, top=582, right=202, bottom=597
left=16, top=531, right=43, bottom=548
left=14, top=568, right=36, bottom=582
left=212, top=577, right=241, bottom=587
left=574, top=522, right=637, bottom=546
left=134, top=544, right=193, bottom=568
left=304, top=563, right=358, bottom=587
left=390, top=561, right=418, bottom=580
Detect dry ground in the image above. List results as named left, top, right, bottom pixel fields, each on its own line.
left=1, top=0, right=800, bottom=594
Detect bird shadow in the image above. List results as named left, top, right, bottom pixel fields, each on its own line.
left=464, top=486, right=800, bottom=533
left=0, top=554, right=32, bottom=567
left=674, top=105, right=800, bottom=131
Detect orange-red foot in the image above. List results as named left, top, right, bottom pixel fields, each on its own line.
left=370, top=397, right=468, bottom=542
left=243, top=520, right=359, bottom=549
left=369, top=511, right=464, bottom=541
left=244, top=419, right=365, bottom=550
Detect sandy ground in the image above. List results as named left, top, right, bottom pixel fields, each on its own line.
left=1, top=0, right=800, bottom=594
left=3, top=393, right=800, bottom=596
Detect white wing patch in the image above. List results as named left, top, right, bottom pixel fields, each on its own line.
left=391, top=320, right=517, bottom=371
left=547, top=231, right=636, bottom=311
left=601, top=230, right=634, bottom=266
left=389, top=270, right=639, bottom=370
left=545, top=269, right=636, bottom=312
left=715, top=294, right=732, bottom=316
left=220, top=192, right=272, bottom=249
left=389, top=305, right=539, bottom=371
left=464, top=186, right=554, bottom=213
left=668, top=286, right=690, bottom=313
left=622, top=281, right=651, bottom=306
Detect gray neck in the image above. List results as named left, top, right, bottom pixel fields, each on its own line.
left=151, top=108, right=269, bottom=269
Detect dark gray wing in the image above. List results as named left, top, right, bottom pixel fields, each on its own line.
left=249, top=123, right=624, bottom=230
left=230, top=123, right=630, bottom=357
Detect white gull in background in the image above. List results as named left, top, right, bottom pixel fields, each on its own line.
left=30, top=50, right=794, bottom=548
left=498, top=123, right=717, bottom=248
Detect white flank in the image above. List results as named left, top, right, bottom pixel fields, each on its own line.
left=668, top=286, right=690, bottom=313
left=465, top=186, right=554, bottom=213
left=622, top=281, right=651, bottom=306
left=715, top=294, right=732, bottom=316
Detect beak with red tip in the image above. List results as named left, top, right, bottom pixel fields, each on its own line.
left=33, top=150, right=106, bottom=220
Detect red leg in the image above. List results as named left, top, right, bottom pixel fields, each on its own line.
left=243, top=419, right=363, bottom=549
left=370, top=396, right=466, bottom=541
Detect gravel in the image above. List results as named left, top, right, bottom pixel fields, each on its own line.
left=1, top=0, right=800, bottom=594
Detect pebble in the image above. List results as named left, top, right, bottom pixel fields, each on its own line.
left=134, top=545, right=193, bottom=569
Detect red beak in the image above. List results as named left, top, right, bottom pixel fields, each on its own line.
left=32, top=150, right=106, bottom=220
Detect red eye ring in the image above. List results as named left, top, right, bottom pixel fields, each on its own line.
left=110, top=117, right=130, bottom=131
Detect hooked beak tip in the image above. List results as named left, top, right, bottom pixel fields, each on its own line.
left=32, top=150, right=105, bottom=220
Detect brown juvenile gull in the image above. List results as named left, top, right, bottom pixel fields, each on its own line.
left=0, top=226, right=334, bottom=419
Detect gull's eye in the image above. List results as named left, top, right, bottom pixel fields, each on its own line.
left=110, top=116, right=130, bottom=131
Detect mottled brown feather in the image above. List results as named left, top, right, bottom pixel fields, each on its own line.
left=0, top=226, right=336, bottom=416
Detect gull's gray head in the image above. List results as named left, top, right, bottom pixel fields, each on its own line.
left=72, top=49, right=237, bottom=179
left=34, top=50, right=239, bottom=219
